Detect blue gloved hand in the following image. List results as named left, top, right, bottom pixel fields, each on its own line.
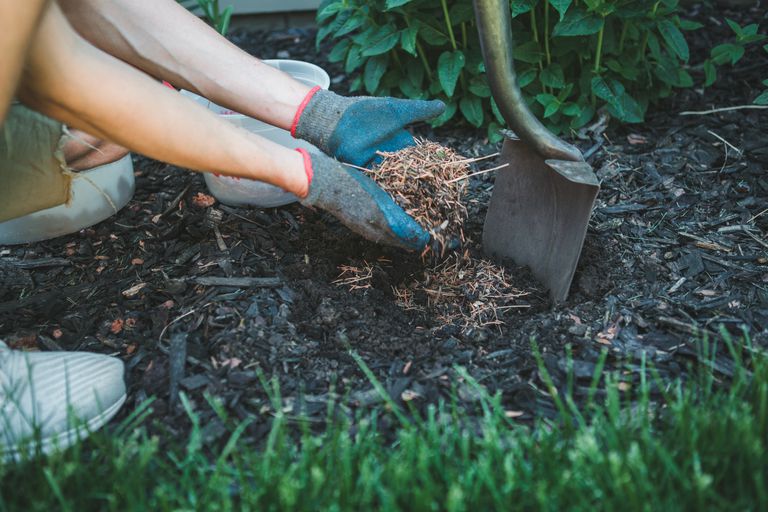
left=291, top=87, right=445, bottom=167
left=296, top=149, right=429, bottom=251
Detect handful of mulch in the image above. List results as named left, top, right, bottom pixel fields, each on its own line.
left=335, top=141, right=530, bottom=331
left=368, top=140, right=471, bottom=256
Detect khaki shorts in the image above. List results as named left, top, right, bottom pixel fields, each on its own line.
left=0, top=103, right=72, bottom=222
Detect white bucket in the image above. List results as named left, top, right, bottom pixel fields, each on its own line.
left=0, top=154, right=136, bottom=245
left=181, top=59, right=331, bottom=208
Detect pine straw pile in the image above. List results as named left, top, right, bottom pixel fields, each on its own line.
left=334, top=141, right=530, bottom=331
left=368, top=140, right=470, bottom=255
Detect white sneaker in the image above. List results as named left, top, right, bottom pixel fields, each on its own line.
left=0, top=340, right=126, bottom=460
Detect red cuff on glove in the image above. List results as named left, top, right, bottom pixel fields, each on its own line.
left=290, top=86, right=321, bottom=138
left=295, top=148, right=314, bottom=191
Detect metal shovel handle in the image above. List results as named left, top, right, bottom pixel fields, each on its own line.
left=473, top=0, right=584, bottom=162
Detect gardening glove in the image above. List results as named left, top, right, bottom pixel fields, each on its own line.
left=291, top=87, right=445, bottom=167
left=296, top=149, right=430, bottom=251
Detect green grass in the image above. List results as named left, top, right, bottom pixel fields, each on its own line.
left=1, top=339, right=767, bottom=511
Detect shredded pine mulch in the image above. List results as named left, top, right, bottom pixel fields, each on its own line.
left=368, top=140, right=471, bottom=255
left=336, top=141, right=530, bottom=330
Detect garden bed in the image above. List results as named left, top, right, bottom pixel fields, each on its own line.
left=0, top=3, right=766, bottom=443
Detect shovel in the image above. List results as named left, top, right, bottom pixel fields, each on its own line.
left=472, top=0, right=600, bottom=303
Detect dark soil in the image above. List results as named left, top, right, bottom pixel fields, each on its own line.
left=1, top=3, right=767, bottom=442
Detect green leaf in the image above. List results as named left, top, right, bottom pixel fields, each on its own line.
left=345, top=45, right=365, bottom=73
left=417, top=21, right=450, bottom=46
left=406, top=59, right=424, bottom=89
left=385, top=0, right=411, bottom=9
left=218, top=6, right=233, bottom=36
left=540, top=64, right=566, bottom=89
left=550, top=0, right=573, bottom=20
left=703, top=60, right=717, bottom=87
left=468, top=78, right=491, bottom=98
left=460, top=96, right=484, bottom=127
left=349, top=75, right=363, bottom=93
left=361, top=25, right=400, bottom=56
left=513, top=41, right=543, bottom=64
left=438, top=51, right=466, bottom=98
left=511, top=0, right=538, bottom=18
left=400, top=27, right=418, bottom=56
left=364, top=55, right=388, bottom=93
left=335, top=13, right=366, bottom=38
left=591, top=77, right=643, bottom=122
left=606, top=59, right=639, bottom=80
left=679, top=19, right=703, bottom=31
left=518, top=69, right=538, bottom=88
left=328, top=39, right=351, bottom=63
left=553, top=8, right=604, bottom=37
left=317, top=1, right=344, bottom=22
left=316, top=10, right=351, bottom=49
left=487, top=122, right=504, bottom=144
left=754, top=90, right=768, bottom=105
left=535, top=93, right=557, bottom=107
left=570, top=104, right=595, bottom=129
left=544, top=101, right=561, bottom=118
left=561, top=103, right=581, bottom=116
left=490, top=97, right=505, bottom=125
left=711, top=43, right=745, bottom=65
left=557, top=83, right=574, bottom=102
left=431, top=101, right=458, bottom=127
left=725, top=18, right=744, bottom=38
left=647, top=32, right=662, bottom=61
left=399, top=79, right=425, bottom=99
left=658, top=19, right=689, bottom=61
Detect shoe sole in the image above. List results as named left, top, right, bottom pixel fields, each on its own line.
left=1, top=392, right=127, bottom=462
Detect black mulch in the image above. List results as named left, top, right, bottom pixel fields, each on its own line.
left=1, top=3, right=766, bottom=443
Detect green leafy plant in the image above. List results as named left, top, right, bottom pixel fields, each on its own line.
left=701, top=18, right=767, bottom=105
left=179, top=0, right=233, bottom=35
left=318, top=0, right=704, bottom=139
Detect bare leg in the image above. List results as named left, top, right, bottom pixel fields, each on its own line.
left=58, top=0, right=311, bottom=130
left=62, top=130, right=129, bottom=171
left=19, top=3, right=308, bottom=197
left=0, top=0, right=49, bottom=124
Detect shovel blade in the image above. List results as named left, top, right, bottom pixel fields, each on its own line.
left=482, top=137, right=600, bottom=303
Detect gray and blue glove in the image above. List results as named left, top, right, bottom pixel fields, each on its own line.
left=291, top=87, right=445, bottom=167
left=296, top=149, right=429, bottom=251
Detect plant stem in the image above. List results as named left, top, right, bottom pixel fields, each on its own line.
left=461, top=22, right=468, bottom=48
left=531, top=6, right=545, bottom=84
left=440, top=0, right=466, bottom=93
left=416, top=42, right=432, bottom=79
left=618, top=21, right=629, bottom=55
left=440, top=0, right=458, bottom=51
left=594, top=24, right=605, bottom=73
left=544, top=0, right=552, bottom=66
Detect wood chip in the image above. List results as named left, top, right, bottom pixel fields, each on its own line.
left=122, top=282, right=147, bottom=298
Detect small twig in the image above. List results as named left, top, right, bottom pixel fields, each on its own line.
left=744, top=230, right=768, bottom=251
left=748, top=208, right=768, bottom=224
left=446, top=163, right=510, bottom=184
left=707, top=130, right=742, bottom=156
left=161, top=183, right=192, bottom=218
left=191, top=276, right=282, bottom=288
left=341, top=162, right=373, bottom=173
left=159, top=304, right=210, bottom=345
left=3, top=258, right=71, bottom=269
left=448, top=152, right=500, bottom=165
left=679, top=105, right=768, bottom=116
